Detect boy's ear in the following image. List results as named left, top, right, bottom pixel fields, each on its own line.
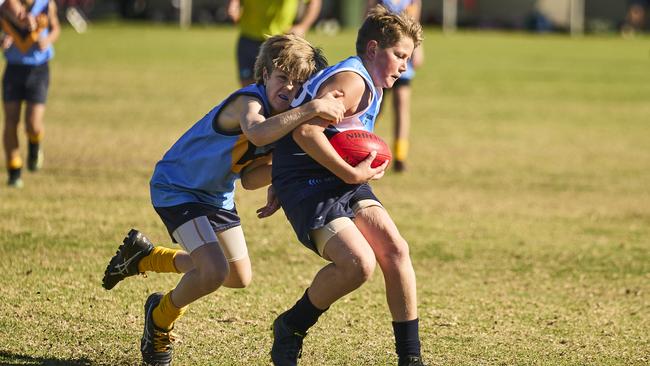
left=262, top=67, right=269, bottom=82
left=366, top=40, right=378, bottom=61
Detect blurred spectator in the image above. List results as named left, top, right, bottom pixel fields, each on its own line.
left=621, top=0, right=648, bottom=36
left=227, top=0, right=322, bottom=86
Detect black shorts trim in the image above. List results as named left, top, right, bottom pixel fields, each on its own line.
left=154, top=202, right=241, bottom=242
left=3, top=63, right=50, bottom=103
left=282, top=183, right=380, bottom=254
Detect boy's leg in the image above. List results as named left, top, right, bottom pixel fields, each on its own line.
left=308, top=225, right=377, bottom=309
left=3, top=101, right=22, bottom=187
left=166, top=242, right=228, bottom=311
left=216, top=225, right=252, bottom=288
left=354, top=205, right=423, bottom=364
left=392, top=84, right=411, bottom=172
left=236, top=36, right=263, bottom=87
left=141, top=217, right=229, bottom=365
left=355, top=205, right=417, bottom=320
left=24, top=102, right=45, bottom=171
left=135, top=225, right=252, bottom=288
left=272, top=222, right=376, bottom=366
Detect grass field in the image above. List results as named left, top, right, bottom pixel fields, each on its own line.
left=1, top=23, right=649, bottom=365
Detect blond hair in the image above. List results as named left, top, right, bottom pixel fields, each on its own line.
left=254, top=34, right=328, bottom=85
left=356, top=5, right=423, bottom=56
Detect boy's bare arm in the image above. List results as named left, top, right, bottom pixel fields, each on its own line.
left=236, top=91, right=345, bottom=147
left=292, top=72, right=387, bottom=184
left=240, top=155, right=272, bottom=190
left=38, top=0, right=60, bottom=50
left=290, top=0, right=321, bottom=37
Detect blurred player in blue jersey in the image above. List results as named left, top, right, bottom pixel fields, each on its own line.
left=260, top=6, right=426, bottom=366
left=368, top=0, right=424, bottom=172
left=101, top=34, right=345, bottom=366
left=1, top=0, right=59, bottom=187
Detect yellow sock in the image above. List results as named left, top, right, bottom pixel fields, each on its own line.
left=394, top=139, right=409, bottom=162
left=28, top=131, right=44, bottom=144
left=138, top=246, right=181, bottom=273
left=152, top=291, right=187, bottom=331
left=8, top=156, right=23, bottom=169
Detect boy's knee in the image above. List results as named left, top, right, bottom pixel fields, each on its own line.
left=196, top=264, right=229, bottom=294
left=378, top=237, right=411, bottom=264
left=342, top=253, right=376, bottom=284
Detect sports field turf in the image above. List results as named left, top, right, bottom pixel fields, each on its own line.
left=0, top=24, right=648, bottom=365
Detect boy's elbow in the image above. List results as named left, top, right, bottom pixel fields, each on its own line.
left=240, top=180, right=253, bottom=190
left=292, top=124, right=315, bottom=142
left=247, top=133, right=267, bottom=147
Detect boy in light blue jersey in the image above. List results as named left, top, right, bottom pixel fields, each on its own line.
left=261, top=6, right=426, bottom=366
left=100, top=34, right=345, bottom=366
left=2, top=0, right=59, bottom=187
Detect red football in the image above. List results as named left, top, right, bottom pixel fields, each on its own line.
left=329, top=129, right=392, bottom=168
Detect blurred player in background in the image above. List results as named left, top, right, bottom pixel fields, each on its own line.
left=621, top=0, right=648, bottom=36
left=1, top=0, right=59, bottom=187
left=259, top=5, right=426, bottom=366
left=101, top=35, right=345, bottom=366
left=367, top=0, right=423, bottom=172
left=227, top=0, right=322, bottom=86
left=1, top=0, right=25, bottom=19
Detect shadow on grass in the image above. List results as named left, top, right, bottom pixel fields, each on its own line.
left=0, top=350, right=128, bottom=366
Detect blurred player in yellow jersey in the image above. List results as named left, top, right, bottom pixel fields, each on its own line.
left=227, top=0, right=322, bottom=86
left=367, top=0, right=424, bottom=172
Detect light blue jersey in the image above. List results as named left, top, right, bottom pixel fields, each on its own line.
left=2, top=0, right=54, bottom=65
left=150, top=83, right=273, bottom=210
left=291, top=56, right=382, bottom=133
left=379, top=0, right=412, bottom=13
left=272, top=56, right=383, bottom=209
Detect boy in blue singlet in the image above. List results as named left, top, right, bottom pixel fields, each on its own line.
left=260, top=6, right=425, bottom=366
left=100, top=34, right=346, bottom=366
left=2, top=0, right=59, bottom=187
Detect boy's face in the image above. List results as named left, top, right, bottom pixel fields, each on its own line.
left=368, top=37, right=415, bottom=88
left=264, top=68, right=303, bottom=114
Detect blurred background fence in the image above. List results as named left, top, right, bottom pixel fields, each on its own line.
left=56, top=0, right=649, bottom=35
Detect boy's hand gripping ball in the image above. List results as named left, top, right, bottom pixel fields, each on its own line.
left=329, top=129, right=392, bottom=168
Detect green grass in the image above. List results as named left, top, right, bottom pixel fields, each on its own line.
left=1, top=23, right=649, bottom=365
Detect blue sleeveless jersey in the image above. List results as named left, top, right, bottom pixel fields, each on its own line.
left=379, top=0, right=412, bottom=13
left=2, top=0, right=54, bottom=65
left=272, top=56, right=383, bottom=211
left=150, top=83, right=273, bottom=210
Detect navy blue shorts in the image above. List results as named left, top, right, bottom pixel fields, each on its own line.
left=154, top=202, right=241, bottom=243
left=236, top=36, right=263, bottom=83
left=282, top=183, right=380, bottom=254
left=3, top=63, right=50, bottom=103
